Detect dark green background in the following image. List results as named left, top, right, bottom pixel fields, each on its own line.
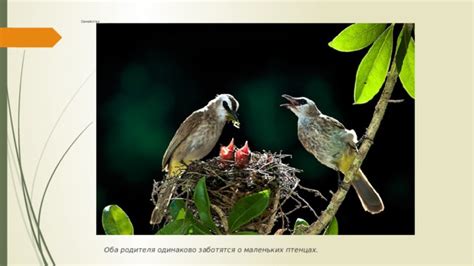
left=97, top=24, right=414, bottom=235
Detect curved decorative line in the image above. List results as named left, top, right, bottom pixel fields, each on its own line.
left=31, top=71, right=94, bottom=198
left=7, top=91, right=52, bottom=265
left=7, top=141, right=42, bottom=263
left=37, top=122, right=93, bottom=228
left=17, top=50, right=25, bottom=164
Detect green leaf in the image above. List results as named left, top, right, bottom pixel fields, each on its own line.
left=187, top=212, right=213, bottom=235
left=157, top=210, right=212, bottom=235
left=293, top=218, right=310, bottom=235
left=102, top=205, right=134, bottom=235
left=324, top=217, right=339, bottom=235
left=354, top=24, right=394, bottom=104
left=174, top=208, right=187, bottom=221
left=169, top=199, right=186, bottom=220
left=156, top=218, right=192, bottom=235
left=228, top=189, right=271, bottom=232
left=329, top=23, right=387, bottom=52
left=188, top=220, right=211, bottom=235
left=399, top=38, right=415, bottom=98
left=396, top=25, right=415, bottom=98
left=232, top=231, right=259, bottom=235
left=193, top=177, right=218, bottom=232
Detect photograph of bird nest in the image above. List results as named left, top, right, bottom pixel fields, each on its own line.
left=97, top=24, right=415, bottom=235
left=150, top=147, right=326, bottom=235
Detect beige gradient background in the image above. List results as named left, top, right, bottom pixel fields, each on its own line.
left=6, top=1, right=473, bottom=265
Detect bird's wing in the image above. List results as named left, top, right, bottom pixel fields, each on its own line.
left=320, top=114, right=346, bottom=129
left=320, top=114, right=358, bottom=150
left=162, top=110, right=204, bottom=170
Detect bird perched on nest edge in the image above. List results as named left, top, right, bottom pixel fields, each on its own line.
left=150, top=94, right=240, bottom=225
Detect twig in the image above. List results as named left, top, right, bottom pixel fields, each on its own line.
left=268, top=181, right=298, bottom=214
left=279, top=206, right=289, bottom=229
left=297, top=184, right=328, bottom=201
left=305, top=23, right=413, bottom=235
left=294, top=193, right=319, bottom=219
left=211, top=204, right=228, bottom=233
left=283, top=202, right=302, bottom=216
left=388, top=99, right=405, bottom=103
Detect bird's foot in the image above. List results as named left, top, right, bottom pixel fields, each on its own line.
left=357, top=132, right=374, bottom=148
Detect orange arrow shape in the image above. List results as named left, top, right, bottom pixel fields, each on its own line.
left=0, top=28, right=61, bottom=47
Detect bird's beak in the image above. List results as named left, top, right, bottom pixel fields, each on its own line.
left=226, top=110, right=240, bottom=129
left=280, top=94, right=298, bottom=109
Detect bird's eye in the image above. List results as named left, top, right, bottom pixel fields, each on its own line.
left=297, top=99, right=308, bottom=105
left=223, top=101, right=231, bottom=112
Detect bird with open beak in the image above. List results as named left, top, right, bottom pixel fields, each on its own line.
left=150, top=94, right=240, bottom=225
left=281, top=94, right=384, bottom=214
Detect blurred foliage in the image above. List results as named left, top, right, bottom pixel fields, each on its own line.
left=237, top=77, right=294, bottom=151
left=101, top=63, right=176, bottom=182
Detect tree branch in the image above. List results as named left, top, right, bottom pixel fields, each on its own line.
left=305, top=23, right=413, bottom=235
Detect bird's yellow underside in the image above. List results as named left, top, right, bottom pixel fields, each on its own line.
left=168, top=159, right=191, bottom=177
left=338, top=150, right=357, bottom=176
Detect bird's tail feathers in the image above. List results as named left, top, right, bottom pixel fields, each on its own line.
left=351, top=169, right=384, bottom=214
left=151, top=160, right=187, bottom=225
left=150, top=182, right=176, bottom=225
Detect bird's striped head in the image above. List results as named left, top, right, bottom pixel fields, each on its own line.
left=280, top=94, right=320, bottom=118
left=211, top=94, right=240, bottom=128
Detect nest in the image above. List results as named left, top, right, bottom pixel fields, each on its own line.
left=151, top=151, right=326, bottom=234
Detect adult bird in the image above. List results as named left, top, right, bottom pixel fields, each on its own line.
left=150, top=94, right=240, bottom=225
left=281, top=94, right=384, bottom=214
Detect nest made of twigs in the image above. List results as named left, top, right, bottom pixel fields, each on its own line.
left=151, top=151, right=325, bottom=234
